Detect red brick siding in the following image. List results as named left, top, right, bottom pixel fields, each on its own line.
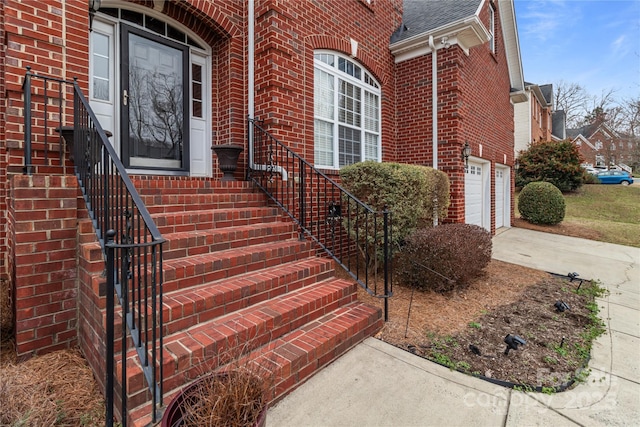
left=458, top=2, right=515, bottom=232
left=252, top=0, right=401, bottom=163
left=1, top=0, right=7, bottom=282
left=530, top=96, right=552, bottom=143
left=396, top=2, right=515, bottom=232
left=11, top=175, right=78, bottom=357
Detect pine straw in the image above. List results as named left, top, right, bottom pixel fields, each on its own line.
left=0, top=278, right=12, bottom=334
left=0, top=348, right=105, bottom=426
left=356, top=259, right=549, bottom=342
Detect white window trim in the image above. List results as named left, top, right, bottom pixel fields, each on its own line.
left=489, top=4, right=496, bottom=54
left=314, top=50, right=382, bottom=169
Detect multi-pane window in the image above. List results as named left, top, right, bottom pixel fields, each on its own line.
left=314, top=51, right=381, bottom=168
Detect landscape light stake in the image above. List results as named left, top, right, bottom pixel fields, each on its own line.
left=404, top=286, right=415, bottom=338
left=504, top=334, right=526, bottom=355
left=555, top=300, right=570, bottom=312
left=568, top=271, right=584, bottom=290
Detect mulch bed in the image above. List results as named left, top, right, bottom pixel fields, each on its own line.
left=357, top=259, right=604, bottom=389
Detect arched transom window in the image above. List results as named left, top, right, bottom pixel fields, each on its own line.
left=314, top=51, right=381, bottom=168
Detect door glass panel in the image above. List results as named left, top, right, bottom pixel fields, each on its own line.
left=92, top=32, right=110, bottom=101
left=128, top=33, right=183, bottom=168
left=192, top=63, right=203, bottom=118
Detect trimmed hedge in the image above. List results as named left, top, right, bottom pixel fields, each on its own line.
left=397, top=224, right=492, bottom=293
left=339, top=161, right=450, bottom=249
left=518, top=181, right=565, bottom=225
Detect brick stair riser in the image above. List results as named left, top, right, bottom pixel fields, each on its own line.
left=162, top=222, right=297, bottom=260
left=131, top=178, right=255, bottom=196
left=161, top=240, right=315, bottom=295
left=141, top=193, right=269, bottom=213
left=152, top=207, right=282, bottom=235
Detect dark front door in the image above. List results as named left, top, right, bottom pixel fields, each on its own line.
left=120, top=24, right=189, bottom=171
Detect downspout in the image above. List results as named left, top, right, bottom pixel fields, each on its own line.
left=429, top=35, right=439, bottom=226
left=247, top=0, right=288, bottom=180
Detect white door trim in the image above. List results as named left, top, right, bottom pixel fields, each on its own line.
left=91, top=9, right=212, bottom=176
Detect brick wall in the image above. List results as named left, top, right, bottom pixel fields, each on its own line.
left=395, top=1, right=516, bottom=231
left=1, top=0, right=7, bottom=283
left=458, top=1, right=515, bottom=231
left=252, top=0, right=402, bottom=163
left=530, top=96, right=553, bottom=143
left=11, top=175, right=78, bottom=357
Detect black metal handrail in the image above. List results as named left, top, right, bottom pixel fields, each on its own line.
left=248, top=118, right=392, bottom=320
left=22, top=68, right=165, bottom=426
left=22, top=66, right=67, bottom=174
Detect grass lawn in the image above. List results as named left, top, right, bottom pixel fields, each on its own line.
left=516, top=184, right=640, bottom=248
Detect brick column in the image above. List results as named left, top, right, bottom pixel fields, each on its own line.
left=11, top=174, right=78, bottom=357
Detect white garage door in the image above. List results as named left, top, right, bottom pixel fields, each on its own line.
left=495, top=169, right=505, bottom=228
left=465, top=162, right=483, bottom=227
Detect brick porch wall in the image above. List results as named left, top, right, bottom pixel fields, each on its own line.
left=11, top=174, right=78, bottom=357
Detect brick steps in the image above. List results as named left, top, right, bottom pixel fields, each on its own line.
left=122, top=276, right=362, bottom=409
left=141, top=192, right=268, bottom=214
left=129, top=301, right=381, bottom=427
left=160, top=257, right=336, bottom=336
left=161, top=239, right=315, bottom=295
left=78, top=177, right=384, bottom=426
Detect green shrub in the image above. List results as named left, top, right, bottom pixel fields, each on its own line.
left=582, top=172, right=600, bottom=185
left=516, top=140, right=584, bottom=192
left=339, top=161, right=450, bottom=250
left=397, top=224, right=492, bottom=293
left=518, top=182, right=565, bottom=225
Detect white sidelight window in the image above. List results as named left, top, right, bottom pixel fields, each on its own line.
left=314, top=51, right=381, bottom=168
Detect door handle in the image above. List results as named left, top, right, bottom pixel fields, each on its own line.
left=123, top=89, right=129, bottom=106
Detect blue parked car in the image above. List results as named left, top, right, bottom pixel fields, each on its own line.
left=596, top=170, right=634, bottom=185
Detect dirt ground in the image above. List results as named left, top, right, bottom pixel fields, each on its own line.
left=357, top=216, right=606, bottom=391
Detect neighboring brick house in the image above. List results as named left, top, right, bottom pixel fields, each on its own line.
left=514, top=82, right=553, bottom=154
left=513, top=82, right=570, bottom=155
left=0, top=0, right=525, bottom=423
left=568, top=123, right=634, bottom=171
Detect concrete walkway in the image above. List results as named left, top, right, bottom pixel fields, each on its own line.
left=267, top=227, right=640, bottom=427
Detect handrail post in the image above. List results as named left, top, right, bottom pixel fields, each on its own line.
left=105, top=230, right=116, bottom=427
left=298, top=159, right=305, bottom=240
left=23, top=67, right=33, bottom=175
left=383, top=208, right=390, bottom=322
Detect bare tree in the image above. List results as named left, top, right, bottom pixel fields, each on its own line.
left=554, top=80, right=590, bottom=129
left=619, top=96, right=640, bottom=137
left=619, top=96, right=640, bottom=168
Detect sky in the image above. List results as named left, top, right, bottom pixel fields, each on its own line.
left=514, top=0, right=640, bottom=102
